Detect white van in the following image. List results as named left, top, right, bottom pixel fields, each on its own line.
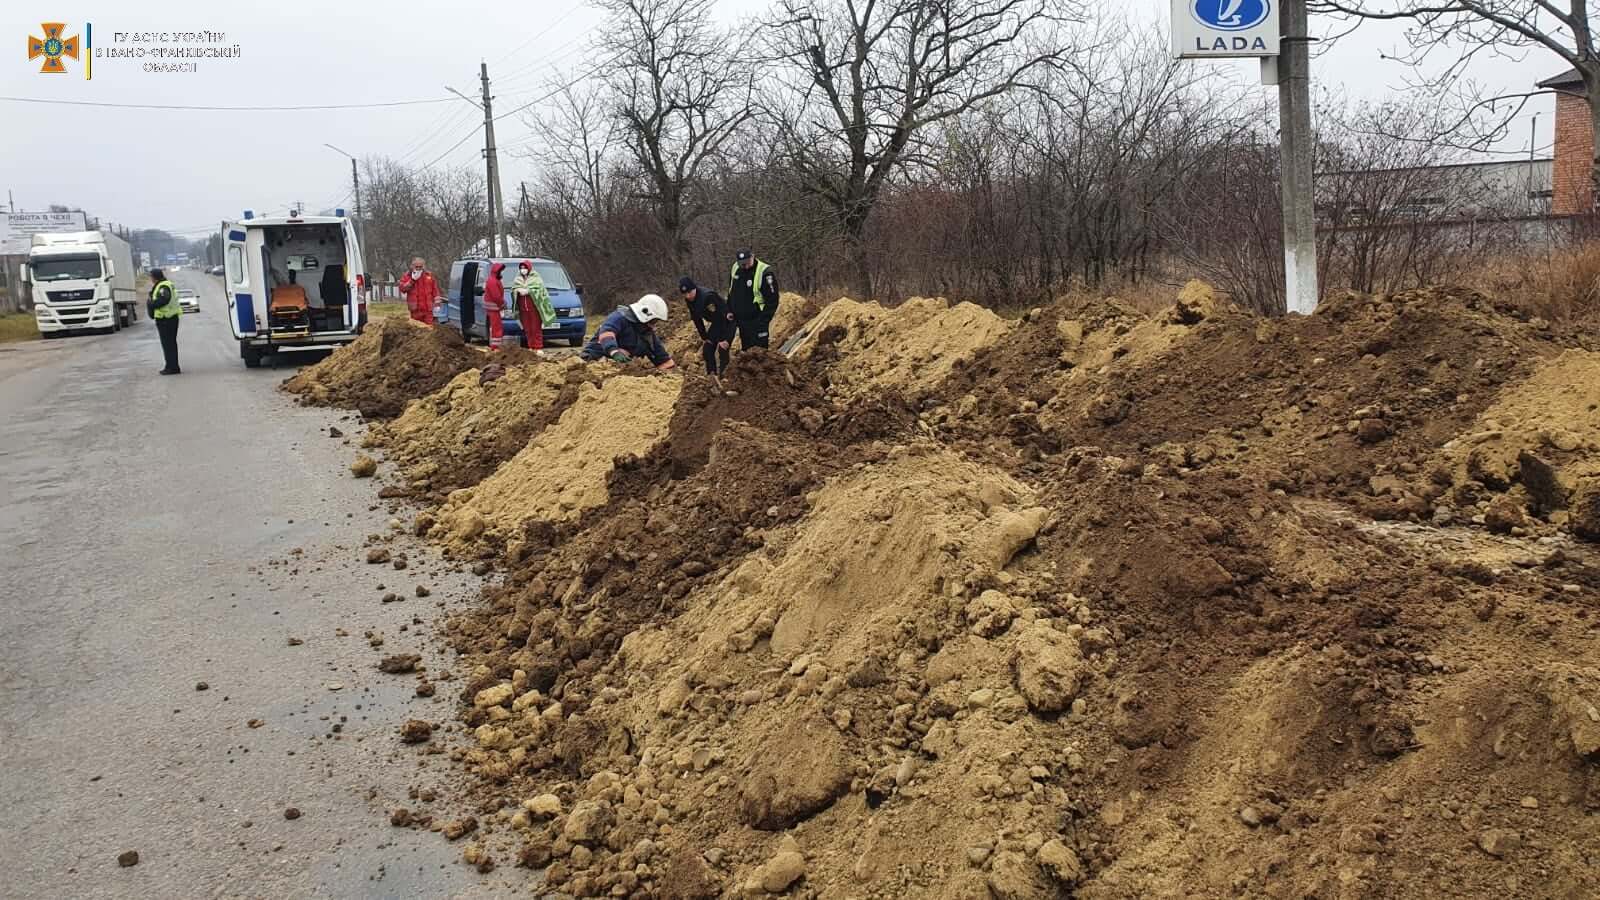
left=220, top=210, right=366, bottom=367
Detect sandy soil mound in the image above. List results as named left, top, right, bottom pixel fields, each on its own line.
left=367, top=359, right=603, bottom=498
left=281, top=318, right=483, bottom=419
left=435, top=375, right=682, bottom=550
left=789, top=296, right=1012, bottom=397
left=1425, top=349, right=1600, bottom=532
left=349, top=279, right=1600, bottom=897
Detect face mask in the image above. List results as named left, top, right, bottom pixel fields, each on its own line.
left=412, top=268, right=423, bottom=277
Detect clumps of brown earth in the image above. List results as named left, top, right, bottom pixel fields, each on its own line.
left=365, top=358, right=605, bottom=500
left=282, top=317, right=484, bottom=419
left=332, top=283, right=1600, bottom=896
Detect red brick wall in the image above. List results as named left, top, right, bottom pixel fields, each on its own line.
left=1552, top=91, right=1595, bottom=215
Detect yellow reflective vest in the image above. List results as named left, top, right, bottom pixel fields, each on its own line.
left=151, top=280, right=181, bottom=319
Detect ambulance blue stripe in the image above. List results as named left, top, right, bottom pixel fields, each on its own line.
left=228, top=230, right=246, bottom=241
left=236, top=293, right=254, bottom=334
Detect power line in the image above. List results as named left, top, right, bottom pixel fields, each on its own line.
left=489, top=3, right=586, bottom=70
left=419, top=124, right=486, bottom=171
left=397, top=105, right=482, bottom=165
left=0, top=95, right=453, bottom=111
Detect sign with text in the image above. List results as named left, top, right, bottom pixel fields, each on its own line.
left=1, top=210, right=89, bottom=255
left=1173, top=0, right=1280, bottom=58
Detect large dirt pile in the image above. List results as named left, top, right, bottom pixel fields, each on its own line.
left=282, top=318, right=483, bottom=419
left=367, top=359, right=604, bottom=498
left=788, top=296, right=1011, bottom=397
left=328, top=282, right=1600, bottom=897
left=434, top=375, right=683, bottom=551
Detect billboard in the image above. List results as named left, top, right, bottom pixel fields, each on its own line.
left=1173, top=0, right=1280, bottom=58
left=1, top=210, right=89, bottom=254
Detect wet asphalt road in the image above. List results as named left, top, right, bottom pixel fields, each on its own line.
left=0, top=273, right=514, bottom=898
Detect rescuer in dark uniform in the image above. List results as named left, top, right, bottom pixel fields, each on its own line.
left=678, top=276, right=734, bottom=383
left=726, top=249, right=779, bottom=350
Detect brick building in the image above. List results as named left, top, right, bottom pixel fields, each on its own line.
left=1539, top=68, right=1596, bottom=215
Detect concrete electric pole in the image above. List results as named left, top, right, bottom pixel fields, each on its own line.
left=1278, top=0, right=1318, bottom=315
left=479, top=63, right=509, bottom=258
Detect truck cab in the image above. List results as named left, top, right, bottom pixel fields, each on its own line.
left=220, top=210, right=366, bottom=368
left=443, top=256, right=587, bottom=347
left=24, top=231, right=137, bottom=335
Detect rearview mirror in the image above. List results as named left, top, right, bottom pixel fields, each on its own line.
left=105, top=260, right=116, bottom=279
left=574, top=282, right=585, bottom=296
left=19, top=264, right=29, bottom=282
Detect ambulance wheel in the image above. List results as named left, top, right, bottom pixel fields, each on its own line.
left=242, top=346, right=263, bottom=368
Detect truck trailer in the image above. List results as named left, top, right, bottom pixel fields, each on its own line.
left=23, top=231, right=139, bottom=335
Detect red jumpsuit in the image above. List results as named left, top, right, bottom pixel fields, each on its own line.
left=483, top=263, right=507, bottom=349
left=398, top=269, right=439, bottom=324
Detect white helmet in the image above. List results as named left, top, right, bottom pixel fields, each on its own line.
left=630, top=293, right=668, bottom=324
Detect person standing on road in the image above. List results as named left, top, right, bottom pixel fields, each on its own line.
left=483, top=262, right=507, bottom=350
left=398, top=257, right=439, bottom=325
left=580, top=294, right=676, bottom=370
left=678, top=276, right=734, bottom=383
left=727, top=249, right=779, bottom=350
left=511, top=260, right=555, bottom=354
left=148, top=268, right=181, bottom=375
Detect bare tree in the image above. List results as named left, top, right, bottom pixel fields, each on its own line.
left=1310, top=1, right=1599, bottom=200
left=519, top=81, right=624, bottom=227
left=762, top=0, right=1082, bottom=297
left=600, top=0, right=754, bottom=270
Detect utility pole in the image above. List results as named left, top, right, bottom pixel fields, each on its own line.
left=1278, top=0, right=1317, bottom=315
left=351, top=158, right=362, bottom=220
left=479, top=62, right=509, bottom=257
left=519, top=181, right=530, bottom=238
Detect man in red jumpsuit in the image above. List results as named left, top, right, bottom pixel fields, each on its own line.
left=398, top=257, right=439, bottom=325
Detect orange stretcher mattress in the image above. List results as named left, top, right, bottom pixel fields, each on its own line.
left=270, top=286, right=309, bottom=313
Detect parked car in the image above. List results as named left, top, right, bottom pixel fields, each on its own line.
left=177, top=288, right=200, bottom=314
left=207, top=264, right=224, bottom=276
left=442, top=256, right=586, bottom=347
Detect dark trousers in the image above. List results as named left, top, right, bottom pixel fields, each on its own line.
left=156, top=315, right=181, bottom=372
left=702, top=330, right=733, bottom=375
left=736, top=318, right=770, bottom=350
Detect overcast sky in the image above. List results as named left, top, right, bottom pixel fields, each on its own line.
left=0, top=0, right=1570, bottom=239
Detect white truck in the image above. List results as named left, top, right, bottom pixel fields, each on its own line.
left=23, top=230, right=139, bottom=335
left=221, top=209, right=367, bottom=367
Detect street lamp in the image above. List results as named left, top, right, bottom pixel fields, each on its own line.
left=323, top=143, right=361, bottom=222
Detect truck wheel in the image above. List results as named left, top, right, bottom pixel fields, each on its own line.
left=242, top=346, right=263, bottom=368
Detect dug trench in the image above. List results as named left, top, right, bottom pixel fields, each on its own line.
left=286, top=289, right=1600, bottom=898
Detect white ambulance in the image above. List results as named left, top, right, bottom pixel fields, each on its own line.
left=220, top=209, right=366, bottom=368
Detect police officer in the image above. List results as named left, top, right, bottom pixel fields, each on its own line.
left=727, top=249, right=779, bottom=350
left=678, top=276, right=734, bottom=382
left=148, top=268, right=182, bottom=375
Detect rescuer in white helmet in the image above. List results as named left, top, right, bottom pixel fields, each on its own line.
left=580, top=293, right=676, bottom=370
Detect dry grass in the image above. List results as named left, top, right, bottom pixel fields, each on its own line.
left=0, top=313, right=40, bottom=343
left=1466, top=241, right=1600, bottom=321
left=368, top=301, right=409, bottom=320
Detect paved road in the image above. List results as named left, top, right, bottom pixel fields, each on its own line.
left=0, top=273, right=511, bottom=898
